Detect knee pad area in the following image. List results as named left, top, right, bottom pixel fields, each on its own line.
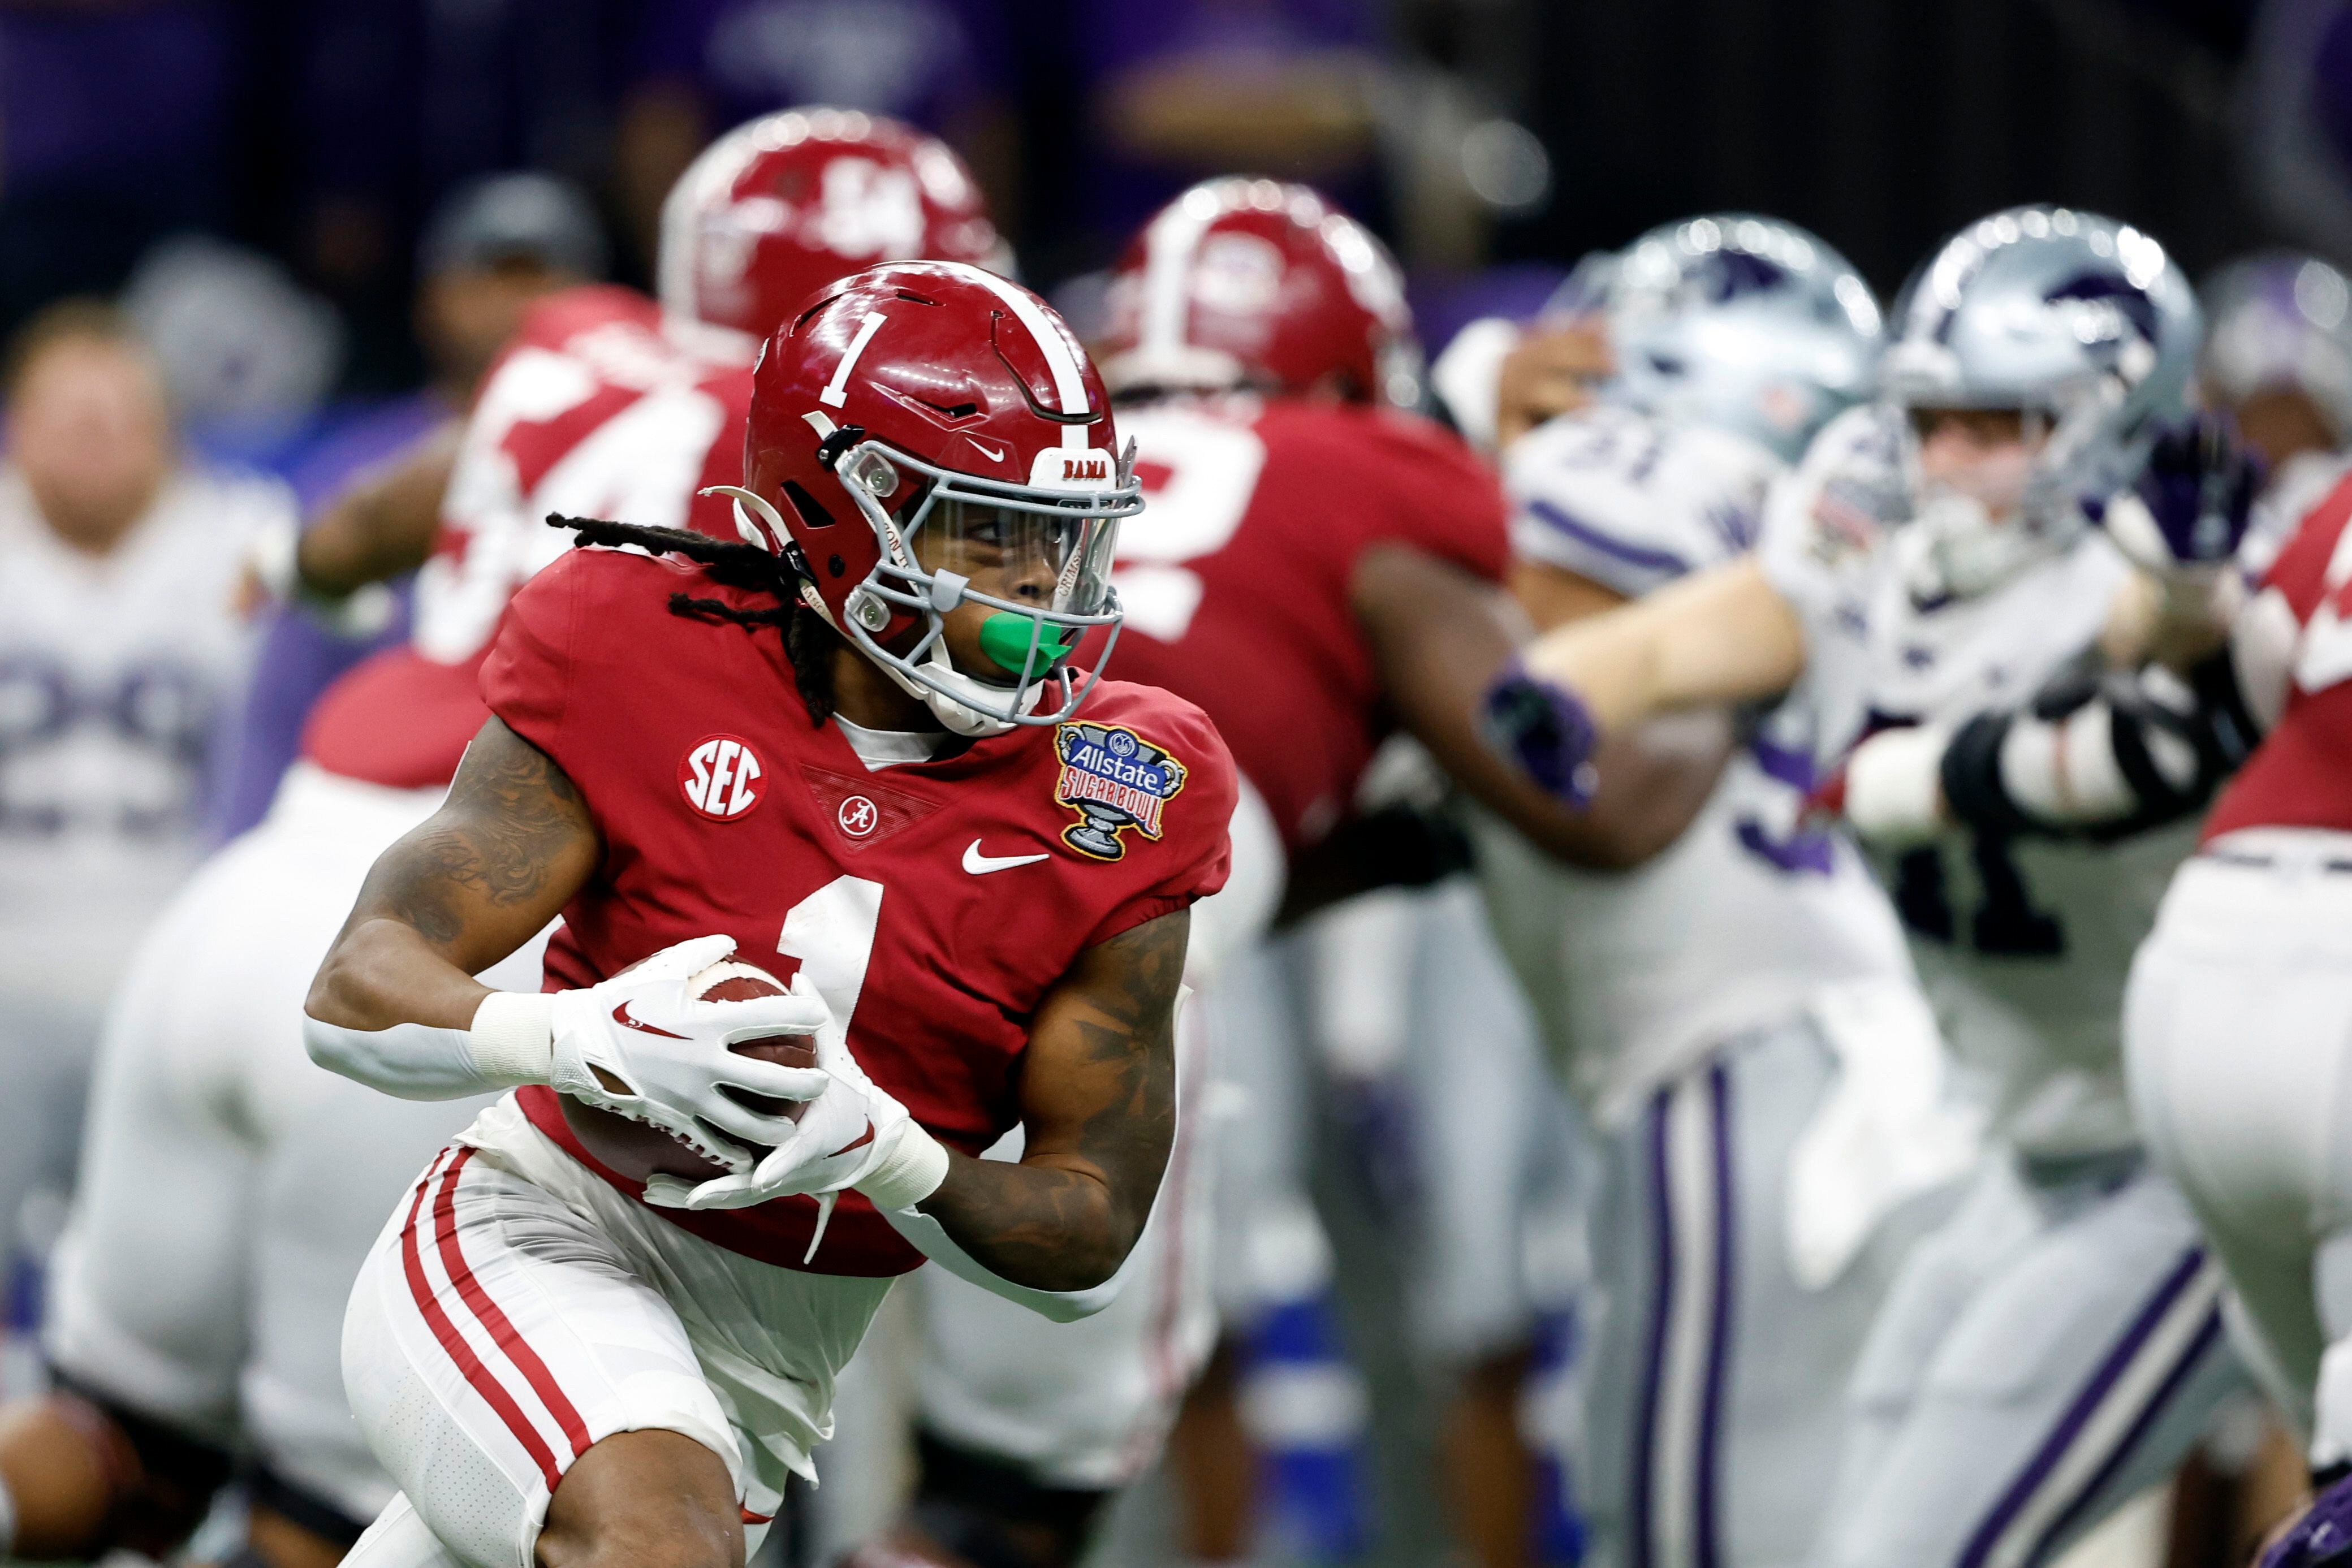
left=903, top=1432, right=1107, bottom=1568
left=46, top=1372, right=234, bottom=1558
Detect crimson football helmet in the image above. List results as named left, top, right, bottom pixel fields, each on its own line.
left=658, top=107, right=1007, bottom=349
left=718, top=261, right=1141, bottom=736
left=1095, top=177, right=1420, bottom=407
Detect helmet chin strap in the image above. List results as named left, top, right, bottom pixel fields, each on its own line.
left=886, top=640, right=1047, bottom=738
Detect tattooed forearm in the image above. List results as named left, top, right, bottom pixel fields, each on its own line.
left=918, top=912, right=1188, bottom=1291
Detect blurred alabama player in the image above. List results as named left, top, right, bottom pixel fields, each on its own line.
left=0, top=111, right=1003, bottom=1568
left=1454, top=215, right=1978, bottom=1568
left=2126, top=466, right=2352, bottom=1531
left=301, top=259, right=1235, bottom=1568
left=909, top=178, right=1717, bottom=1568
left=1480, top=208, right=2259, bottom=1568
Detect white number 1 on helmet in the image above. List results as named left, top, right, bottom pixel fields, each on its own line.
left=820, top=312, right=891, bottom=409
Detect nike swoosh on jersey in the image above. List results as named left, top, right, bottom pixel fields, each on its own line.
left=963, top=839, right=1050, bottom=874
left=611, top=1001, right=689, bottom=1039
left=966, top=437, right=1005, bottom=462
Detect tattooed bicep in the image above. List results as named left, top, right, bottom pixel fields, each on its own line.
left=352, top=718, right=599, bottom=955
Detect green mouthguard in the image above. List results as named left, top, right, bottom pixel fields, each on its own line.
left=978, top=612, right=1077, bottom=675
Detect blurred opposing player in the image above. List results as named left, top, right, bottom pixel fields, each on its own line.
left=1457, top=215, right=1979, bottom=1568
left=1481, top=208, right=2255, bottom=1568
left=304, top=258, right=1233, bottom=1568
left=0, top=302, right=286, bottom=1303
left=0, top=111, right=1003, bottom=1568
left=896, top=178, right=1713, bottom=1568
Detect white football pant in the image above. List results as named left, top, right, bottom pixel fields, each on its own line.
left=2126, top=829, right=2352, bottom=1468
left=342, top=1104, right=892, bottom=1568
left=44, top=763, right=534, bottom=1524
left=1813, top=1149, right=2242, bottom=1568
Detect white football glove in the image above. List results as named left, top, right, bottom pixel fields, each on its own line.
left=643, top=1007, right=949, bottom=1259
left=547, top=935, right=832, bottom=1172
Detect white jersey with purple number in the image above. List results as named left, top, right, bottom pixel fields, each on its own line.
left=1489, top=405, right=1916, bottom=1122
left=1759, top=403, right=2197, bottom=1157
left=0, top=465, right=284, bottom=1018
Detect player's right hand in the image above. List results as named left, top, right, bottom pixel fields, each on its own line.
left=2105, top=413, right=2263, bottom=580
left=547, top=935, right=831, bottom=1171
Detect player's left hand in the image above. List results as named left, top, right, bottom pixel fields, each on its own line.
left=2103, top=412, right=2264, bottom=578
left=641, top=1021, right=920, bottom=1215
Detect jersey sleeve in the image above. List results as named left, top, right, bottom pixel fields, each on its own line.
left=1503, top=407, right=1772, bottom=598
left=1357, top=412, right=1512, bottom=585
left=1082, top=696, right=1239, bottom=948
left=478, top=548, right=586, bottom=760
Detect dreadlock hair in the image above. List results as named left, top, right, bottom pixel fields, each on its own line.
left=546, top=513, right=843, bottom=723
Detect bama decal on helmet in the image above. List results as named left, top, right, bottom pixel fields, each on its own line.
left=680, top=735, right=765, bottom=820
left=1054, top=722, right=1188, bottom=861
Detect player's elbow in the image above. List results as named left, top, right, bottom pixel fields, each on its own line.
left=303, top=917, right=405, bottom=1034
left=1025, top=1231, right=1137, bottom=1303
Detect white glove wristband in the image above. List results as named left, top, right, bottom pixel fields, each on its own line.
left=467, top=991, right=555, bottom=1087
left=855, top=1121, right=951, bottom=1212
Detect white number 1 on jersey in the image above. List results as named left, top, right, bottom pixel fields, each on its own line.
left=778, top=875, right=883, bottom=1050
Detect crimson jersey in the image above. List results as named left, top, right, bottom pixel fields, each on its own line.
left=304, top=284, right=752, bottom=789
left=2206, top=472, right=2352, bottom=842
left=1097, top=397, right=1509, bottom=849
left=479, top=546, right=1236, bottom=1275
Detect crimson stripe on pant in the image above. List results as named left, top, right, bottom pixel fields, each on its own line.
left=398, top=1147, right=585, bottom=1494
left=433, top=1148, right=595, bottom=1459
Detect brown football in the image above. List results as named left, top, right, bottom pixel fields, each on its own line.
left=560, top=960, right=815, bottom=1183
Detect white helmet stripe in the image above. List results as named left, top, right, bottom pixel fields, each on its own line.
left=1138, top=195, right=1214, bottom=372
left=927, top=261, right=1093, bottom=446
left=657, top=123, right=768, bottom=326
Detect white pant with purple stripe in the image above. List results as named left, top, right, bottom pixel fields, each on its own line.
left=1814, top=1150, right=2242, bottom=1568
left=1578, top=1017, right=1955, bottom=1568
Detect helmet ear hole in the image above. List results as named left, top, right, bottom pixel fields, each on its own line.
left=783, top=480, right=836, bottom=530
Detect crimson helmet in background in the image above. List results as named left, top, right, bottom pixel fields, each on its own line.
left=1095, top=177, right=1421, bottom=408
left=716, top=261, right=1141, bottom=737
left=658, top=107, right=1008, bottom=349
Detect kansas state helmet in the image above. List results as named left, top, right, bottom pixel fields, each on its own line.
left=1882, top=206, right=2201, bottom=595
left=2199, top=250, right=2352, bottom=443
left=1563, top=213, right=1883, bottom=461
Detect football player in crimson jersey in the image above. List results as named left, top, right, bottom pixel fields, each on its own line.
left=0, top=111, right=1008, bottom=1568
left=300, top=260, right=1238, bottom=1568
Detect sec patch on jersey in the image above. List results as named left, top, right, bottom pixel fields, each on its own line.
left=680, top=733, right=765, bottom=820
left=1053, top=720, right=1189, bottom=860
